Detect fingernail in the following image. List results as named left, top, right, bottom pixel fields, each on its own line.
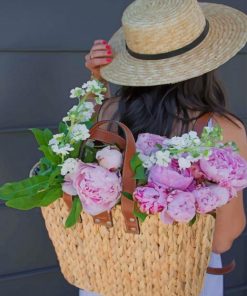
left=107, top=50, right=112, bottom=55
left=106, top=45, right=111, bottom=49
left=102, top=40, right=107, bottom=44
left=106, top=58, right=112, bottom=62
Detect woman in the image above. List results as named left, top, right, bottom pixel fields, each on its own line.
left=81, top=1, right=247, bottom=295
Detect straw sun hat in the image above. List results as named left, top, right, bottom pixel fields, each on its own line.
left=100, top=0, right=247, bottom=86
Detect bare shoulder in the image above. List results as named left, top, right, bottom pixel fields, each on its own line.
left=212, top=113, right=247, bottom=160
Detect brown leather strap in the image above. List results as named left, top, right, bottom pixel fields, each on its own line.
left=63, top=193, right=73, bottom=210
left=93, top=211, right=113, bottom=228
left=207, top=260, right=236, bottom=275
left=89, top=120, right=140, bottom=234
left=193, top=112, right=213, bottom=135
left=90, top=128, right=126, bottom=150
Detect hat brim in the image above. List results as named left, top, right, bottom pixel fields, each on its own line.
left=100, top=3, right=247, bottom=86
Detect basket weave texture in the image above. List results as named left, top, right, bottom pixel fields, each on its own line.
left=41, top=198, right=215, bottom=296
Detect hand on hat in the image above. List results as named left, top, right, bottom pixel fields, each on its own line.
left=85, top=39, right=113, bottom=80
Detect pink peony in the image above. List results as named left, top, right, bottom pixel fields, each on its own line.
left=64, top=160, right=122, bottom=215
left=148, top=164, right=193, bottom=190
left=194, top=185, right=230, bottom=214
left=160, top=190, right=196, bottom=224
left=62, top=172, right=77, bottom=196
left=136, top=133, right=166, bottom=155
left=96, top=146, right=123, bottom=171
left=190, top=163, right=205, bottom=180
left=200, top=147, right=247, bottom=191
left=133, top=182, right=167, bottom=214
left=62, top=161, right=81, bottom=196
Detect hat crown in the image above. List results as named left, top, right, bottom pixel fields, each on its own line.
left=122, top=0, right=206, bottom=54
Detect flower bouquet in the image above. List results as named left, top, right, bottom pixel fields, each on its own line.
left=131, top=128, right=247, bottom=225
left=1, top=78, right=247, bottom=296
left=0, top=76, right=247, bottom=228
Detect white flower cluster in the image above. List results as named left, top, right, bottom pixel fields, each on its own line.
left=70, top=87, right=85, bottom=99
left=139, top=131, right=212, bottom=171
left=48, top=79, right=107, bottom=161
left=69, top=124, right=90, bottom=142
left=166, top=131, right=201, bottom=149
left=49, top=133, right=74, bottom=157
left=70, top=79, right=107, bottom=105
left=63, top=101, right=95, bottom=124
left=60, top=158, right=78, bottom=176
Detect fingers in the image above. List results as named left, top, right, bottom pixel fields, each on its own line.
left=85, top=57, right=112, bottom=69
left=84, top=39, right=113, bottom=76
left=90, top=48, right=112, bottom=59
left=94, top=39, right=108, bottom=45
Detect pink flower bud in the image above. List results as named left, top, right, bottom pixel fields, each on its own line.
left=96, top=146, right=123, bottom=171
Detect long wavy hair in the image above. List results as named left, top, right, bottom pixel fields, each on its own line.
left=110, top=70, right=239, bottom=140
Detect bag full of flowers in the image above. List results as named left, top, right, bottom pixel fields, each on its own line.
left=1, top=79, right=247, bottom=296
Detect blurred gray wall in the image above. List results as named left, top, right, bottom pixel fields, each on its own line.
left=0, top=1, right=246, bottom=295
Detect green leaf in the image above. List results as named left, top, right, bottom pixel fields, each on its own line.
left=133, top=208, right=148, bottom=222
left=70, top=140, right=82, bottom=158
left=82, top=145, right=96, bottom=163
left=58, top=122, right=68, bottom=134
left=5, top=185, right=62, bottom=210
left=0, top=176, right=50, bottom=201
left=134, top=166, right=147, bottom=181
left=130, top=153, right=143, bottom=172
left=84, top=119, right=94, bottom=129
left=38, top=158, right=53, bottom=176
left=188, top=215, right=197, bottom=226
left=155, top=143, right=163, bottom=149
left=39, top=187, right=62, bottom=207
left=122, top=191, right=133, bottom=200
left=65, top=197, right=82, bottom=228
left=39, top=145, right=60, bottom=164
left=6, top=191, right=47, bottom=210
left=43, top=128, right=53, bottom=144
left=30, top=128, right=53, bottom=147
left=49, top=167, right=62, bottom=183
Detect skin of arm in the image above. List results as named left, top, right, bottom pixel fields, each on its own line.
left=211, top=114, right=247, bottom=254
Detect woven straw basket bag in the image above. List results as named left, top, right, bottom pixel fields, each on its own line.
left=37, top=116, right=216, bottom=296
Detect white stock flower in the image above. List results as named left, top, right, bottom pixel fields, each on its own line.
left=60, top=158, right=78, bottom=176
left=181, top=134, right=193, bottom=147
left=155, top=150, right=171, bottom=167
left=188, top=131, right=198, bottom=139
left=70, top=124, right=90, bottom=142
left=138, top=153, right=155, bottom=169
left=168, top=136, right=185, bottom=148
left=62, top=116, right=70, bottom=122
left=70, top=87, right=85, bottom=99
left=51, top=144, right=74, bottom=156
left=48, top=133, right=65, bottom=147
left=95, top=93, right=105, bottom=105
left=77, top=101, right=95, bottom=121
left=193, top=138, right=201, bottom=145
left=48, top=138, right=58, bottom=146
left=53, top=133, right=65, bottom=140
left=178, top=157, right=191, bottom=170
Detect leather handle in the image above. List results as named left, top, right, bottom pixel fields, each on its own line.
left=207, top=260, right=236, bottom=275
left=193, top=112, right=213, bottom=135
left=89, top=120, right=140, bottom=234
